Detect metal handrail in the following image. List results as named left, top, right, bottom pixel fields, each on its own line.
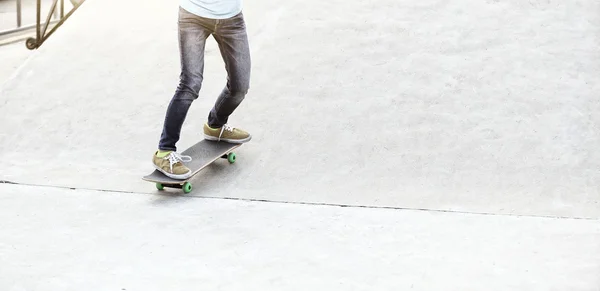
left=0, top=0, right=85, bottom=49
left=17, top=0, right=21, bottom=28
left=1, top=0, right=46, bottom=35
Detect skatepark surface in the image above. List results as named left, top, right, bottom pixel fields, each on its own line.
left=1, top=0, right=599, bottom=289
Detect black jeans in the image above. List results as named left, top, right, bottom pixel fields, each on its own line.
left=159, top=7, right=251, bottom=151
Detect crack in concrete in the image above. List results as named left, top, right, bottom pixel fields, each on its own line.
left=0, top=180, right=18, bottom=184
left=1, top=180, right=597, bottom=221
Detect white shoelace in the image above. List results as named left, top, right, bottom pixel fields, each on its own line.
left=218, top=124, right=235, bottom=141
left=165, top=152, right=192, bottom=172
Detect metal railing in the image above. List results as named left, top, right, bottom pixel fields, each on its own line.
left=0, top=0, right=85, bottom=49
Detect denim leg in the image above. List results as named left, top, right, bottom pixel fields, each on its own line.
left=207, top=12, right=251, bottom=128
left=158, top=8, right=213, bottom=151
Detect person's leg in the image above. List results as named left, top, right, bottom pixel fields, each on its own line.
left=154, top=7, right=214, bottom=179
left=158, top=7, right=213, bottom=152
left=203, top=12, right=252, bottom=143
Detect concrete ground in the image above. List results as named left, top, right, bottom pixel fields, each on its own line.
left=0, top=0, right=599, bottom=289
left=0, top=0, right=78, bottom=84
left=0, top=41, right=34, bottom=86
left=1, top=183, right=599, bottom=291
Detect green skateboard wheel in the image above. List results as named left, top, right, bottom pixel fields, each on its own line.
left=183, top=182, right=192, bottom=193
left=227, top=152, right=236, bottom=164
left=156, top=183, right=164, bottom=191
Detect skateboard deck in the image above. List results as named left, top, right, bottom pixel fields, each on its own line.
left=142, top=139, right=241, bottom=193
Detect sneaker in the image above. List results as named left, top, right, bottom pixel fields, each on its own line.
left=203, top=123, right=252, bottom=143
left=152, top=151, right=193, bottom=179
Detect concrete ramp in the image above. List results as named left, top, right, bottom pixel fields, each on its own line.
left=1, top=0, right=599, bottom=218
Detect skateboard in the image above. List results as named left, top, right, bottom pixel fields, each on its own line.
left=142, top=140, right=241, bottom=193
